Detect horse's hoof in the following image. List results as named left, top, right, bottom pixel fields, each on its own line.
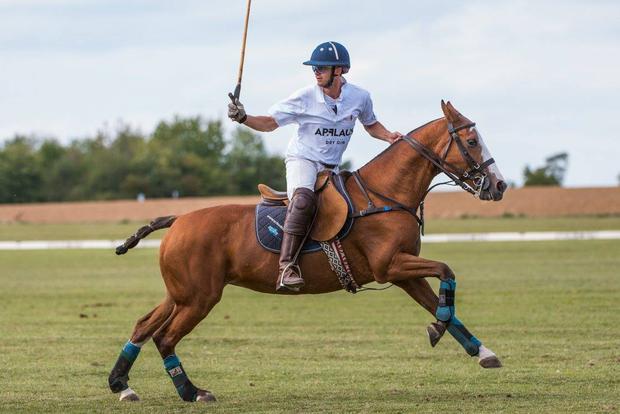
left=479, top=356, right=502, bottom=368
left=426, top=321, right=446, bottom=347
left=196, top=390, right=217, bottom=402
left=119, top=387, right=140, bottom=401
left=477, top=345, right=502, bottom=368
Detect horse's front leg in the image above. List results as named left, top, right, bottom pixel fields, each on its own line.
left=385, top=253, right=501, bottom=368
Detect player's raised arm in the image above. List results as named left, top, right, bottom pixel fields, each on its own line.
left=228, top=99, right=278, bottom=132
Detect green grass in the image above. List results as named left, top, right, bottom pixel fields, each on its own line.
left=0, top=222, right=145, bottom=241
left=1, top=240, right=619, bottom=413
left=2, top=215, right=620, bottom=240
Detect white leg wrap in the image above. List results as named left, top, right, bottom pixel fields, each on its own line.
left=119, top=387, right=139, bottom=401
left=478, top=345, right=495, bottom=360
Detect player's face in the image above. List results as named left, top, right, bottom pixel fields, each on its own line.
left=312, top=66, right=340, bottom=87
left=312, top=65, right=331, bottom=86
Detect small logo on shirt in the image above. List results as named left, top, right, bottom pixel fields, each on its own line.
left=314, top=128, right=353, bottom=137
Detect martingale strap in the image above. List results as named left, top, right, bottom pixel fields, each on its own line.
left=319, top=238, right=360, bottom=293
left=350, top=171, right=423, bottom=225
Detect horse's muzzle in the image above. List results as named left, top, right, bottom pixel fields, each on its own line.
left=479, top=178, right=506, bottom=201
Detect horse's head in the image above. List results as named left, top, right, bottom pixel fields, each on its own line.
left=437, top=100, right=506, bottom=201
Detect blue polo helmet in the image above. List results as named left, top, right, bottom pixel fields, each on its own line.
left=303, top=41, right=350, bottom=73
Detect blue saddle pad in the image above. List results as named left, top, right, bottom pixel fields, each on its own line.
left=255, top=204, right=354, bottom=254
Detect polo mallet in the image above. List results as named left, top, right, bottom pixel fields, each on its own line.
left=228, top=0, right=252, bottom=103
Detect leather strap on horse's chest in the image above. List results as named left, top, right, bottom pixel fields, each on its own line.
left=319, top=239, right=360, bottom=294
left=350, top=171, right=423, bottom=226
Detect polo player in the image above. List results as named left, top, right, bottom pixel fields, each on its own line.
left=228, top=41, right=402, bottom=291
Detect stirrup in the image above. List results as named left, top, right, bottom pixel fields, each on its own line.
left=276, top=263, right=304, bottom=292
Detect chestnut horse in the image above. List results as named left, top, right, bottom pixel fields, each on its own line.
left=108, top=101, right=507, bottom=402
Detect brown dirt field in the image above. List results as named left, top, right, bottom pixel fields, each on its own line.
left=424, top=186, right=620, bottom=219
left=0, top=187, right=619, bottom=224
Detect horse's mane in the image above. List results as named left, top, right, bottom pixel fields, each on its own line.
left=360, top=117, right=445, bottom=168
left=405, top=117, right=445, bottom=137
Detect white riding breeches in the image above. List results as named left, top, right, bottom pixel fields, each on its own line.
left=285, top=157, right=339, bottom=199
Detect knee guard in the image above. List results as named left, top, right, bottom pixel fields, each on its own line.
left=435, top=279, right=456, bottom=322
left=283, top=187, right=317, bottom=235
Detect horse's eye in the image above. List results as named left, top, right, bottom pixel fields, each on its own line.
left=467, top=139, right=478, bottom=147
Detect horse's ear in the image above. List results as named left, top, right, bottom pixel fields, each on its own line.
left=441, top=100, right=449, bottom=118
left=446, top=101, right=463, bottom=119
left=441, top=99, right=457, bottom=123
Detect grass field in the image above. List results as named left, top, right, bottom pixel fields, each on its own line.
left=1, top=236, right=619, bottom=413
left=2, top=215, right=620, bottom=240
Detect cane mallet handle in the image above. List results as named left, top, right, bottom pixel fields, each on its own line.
left=229, top=0, right=251, bottom=102
left=228, top=83, right=241, bottom=103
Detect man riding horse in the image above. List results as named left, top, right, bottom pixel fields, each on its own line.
left=228, top=41, right=403, bottom=292
left=109, top=40, right=507, bottom=403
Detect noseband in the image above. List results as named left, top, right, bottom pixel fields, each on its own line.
left=402, top=121, right=496, bottom=196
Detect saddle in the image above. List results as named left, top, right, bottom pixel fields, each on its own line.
left=255, top=171, right=354, bottom=253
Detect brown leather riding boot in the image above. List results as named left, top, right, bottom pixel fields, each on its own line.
left=278, top=232, right=306, bottom=290
left=277, top=187, right=317, bottom=292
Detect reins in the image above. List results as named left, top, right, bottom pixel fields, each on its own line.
left=402, top=122, right=495, bottom=197
left=349, top=120, right=496, bottom=236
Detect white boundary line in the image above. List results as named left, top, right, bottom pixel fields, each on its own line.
left=0, top=239, right=161, bottom=250
left=422, top=230, right=620, bottom=243
left=1, top=231, right=620, bottom=250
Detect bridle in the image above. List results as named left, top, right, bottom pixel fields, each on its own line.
left=401, top=121, right=496, bottom=197
left=346, top=119, right=497, bottom=293
left=350, top=119, right=496, bottom=235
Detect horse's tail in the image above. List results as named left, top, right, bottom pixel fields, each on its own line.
left=115, top=215, right=177, bottom=255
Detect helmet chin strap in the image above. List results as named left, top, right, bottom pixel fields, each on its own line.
left=325, top=67, right=337, bottom=88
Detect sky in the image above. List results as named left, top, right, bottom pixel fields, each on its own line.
left=1, top=0, right=619, bottom=187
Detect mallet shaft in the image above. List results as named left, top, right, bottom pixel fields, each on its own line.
left=231, top=0, right=252, bottom=102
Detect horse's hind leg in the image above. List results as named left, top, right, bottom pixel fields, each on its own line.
left=152, top=290, right=222, bottom=402
left=393, top=279, right=449, bottom=346
left=108, top=297, right=174, bottom=401
left=389, top=263, right=501, bottom=368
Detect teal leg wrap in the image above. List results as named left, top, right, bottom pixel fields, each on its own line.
left=435, top=279, right=456, bottom=322
left=108, top=341, right=141, bottom=393
left=447, top=316, right=482, bottom=356
left=122, top=341, right=141, bottom=362
left=164, top=354, right=198, bottom=402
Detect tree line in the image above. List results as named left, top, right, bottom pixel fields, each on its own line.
left=0, top=117, right=286, bottom=203
left=522, top=152, right=569, bottom=186
left=0, top=114, right=577, bottom=204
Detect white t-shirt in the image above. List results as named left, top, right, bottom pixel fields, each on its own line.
left=268, top=79, right=377, bottom=165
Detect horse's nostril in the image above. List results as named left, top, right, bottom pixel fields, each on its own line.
left=497, top=180, right=507, bottom=193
